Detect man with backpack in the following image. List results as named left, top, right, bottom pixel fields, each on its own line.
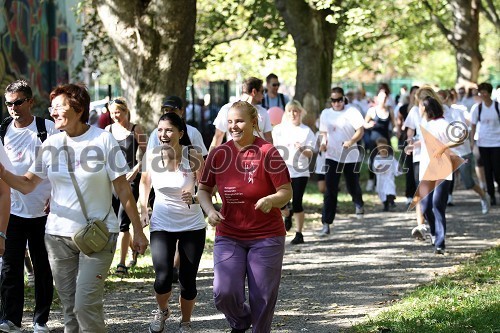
left=262, top=73, right=289, bottom=110
left=0, top=79, right=57, bottom=333
left=470, top=82, right=500, bottom=206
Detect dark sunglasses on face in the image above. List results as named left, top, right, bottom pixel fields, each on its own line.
left=331, top=97, right=344, bottom=103
left=109, top=99, right=125, bottom=106
left=5, top=98, right=29, bottom=107
left=272, top=83, right=280, bottom=87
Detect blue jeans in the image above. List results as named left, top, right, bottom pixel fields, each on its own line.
left=213, top=236, right=285, bottom=333
left=420, top=180, right=450, bottom=250
left=322, top=159, right=364, bottom=224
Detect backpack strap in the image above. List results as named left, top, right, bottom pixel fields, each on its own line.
left=279, top=93, right=286, bottom=109
left=35, top=116, right=48, bottom=143
left=0, top=116, right=14, bottom=145
left=478, top=101, right=500, bottom=122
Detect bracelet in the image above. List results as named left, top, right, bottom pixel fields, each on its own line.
left=0, top=232, right=6, bottom=240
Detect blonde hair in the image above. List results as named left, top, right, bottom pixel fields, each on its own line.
left=283, top=100, right=306, bottom=124
left=415, top=86, right=442, bottom=106
left=229, top=101, right=261, bottom=134
left=109, top=96, right=131, bottom=120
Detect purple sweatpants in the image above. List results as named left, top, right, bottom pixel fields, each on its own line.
left=213, top=235, right=285, bottom=333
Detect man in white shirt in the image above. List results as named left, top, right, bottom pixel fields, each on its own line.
left=262, top=73, right=289, bottom=110
left=318, top=87, right=365, bottom=236
left=0, top=79, right=57, bottom=333
left=210, top=77, right=273, bottom=150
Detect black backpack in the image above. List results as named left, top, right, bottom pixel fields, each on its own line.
left=478, top=100, right=500, bottom=122
left=0, top=116, right=48, bottom=145
left=262, top=93, right=286, bottom=109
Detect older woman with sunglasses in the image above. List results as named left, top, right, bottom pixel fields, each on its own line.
left=105, top=97, right=147, bottom=273
left=0, top=83, right=149, bottom=333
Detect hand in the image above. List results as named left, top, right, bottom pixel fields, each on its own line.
left=125, top=169, right=139, bottom=182
left=132, top=230, right=149, bottom=255
left=433, top=148, right=445, bottom=159
left=181, top=190, right=193, bottom=206
left=255, top=197, right=273, bottom=214
left=342, top=140, right=353, bottom=149
left=404, top=144, right=414, bottom=155
left=140, top=206, right=150, bottom=228
left=320, top=143, right=327, bottom=152
left=207, top=210, right=224, bottom=227
left=43, top=199, right=50, bottom=214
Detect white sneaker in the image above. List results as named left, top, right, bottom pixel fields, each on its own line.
left=411, top=225, right=427, bottom=241
left=365, top=179, right=374, bottom=192
left=0, top=320, right=21, bottom=332
left=27, top=273, right=35, bottom=287
left=355, top=207, right=364, bottom=219
left=33, top=323, right=49, bottom=333
left=430, top=234, right=436, bottom=246
left=481, top=194, right=490, bottom=214
left=149, top=308, right=170, bottom=333
left=317, top=224, right=330, bottom=237
left=178, top=321, right=192, bottom=332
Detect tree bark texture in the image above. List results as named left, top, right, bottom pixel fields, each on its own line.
left=95, top=0, right=195, bottom=127
left=275, top=0, right=340, bottom=128
left=425, top=0, right=483, bottom=86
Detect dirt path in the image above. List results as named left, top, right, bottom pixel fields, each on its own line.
left=23, top=189, right=499, bottom=332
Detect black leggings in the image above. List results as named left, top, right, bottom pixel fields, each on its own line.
left=291, top=177, right=309, bottom=213
left=150, top=228, right=206, bottom=300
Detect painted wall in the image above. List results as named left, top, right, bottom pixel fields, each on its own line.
left=0, top=0, right=82, bottom=117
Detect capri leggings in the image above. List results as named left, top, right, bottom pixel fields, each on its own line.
left=291, top=177, right=309, bottom=213
left=150, top=228, right=206, bottom=300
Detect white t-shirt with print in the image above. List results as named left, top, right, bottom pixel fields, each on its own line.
left=213, top=102, right=273, bottom=140
left=147, top=124, right=208, bottom=156
left=272, top=122, right=316, bottom=178
left=29, top=126, right=127, bottom=236
left=443, top=105, right=471, bottom=157
left=470, top=102, right=500, bottom=148
left=4, top=118, right=58, bottom=218
left=146, top=149, right=207, bottom=232
left=319, top=106, right=365, bottom=163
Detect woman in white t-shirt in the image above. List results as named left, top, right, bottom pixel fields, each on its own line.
left=139, top=112, right=206, bottom=332
left=272, top=100, right=315, bottom=245
left=0, top=83, right=149, bottom=332
left=414, top=96, right=464, bottom=255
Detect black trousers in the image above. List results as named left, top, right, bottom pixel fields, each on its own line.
left=0, top=215, right=54, bottom=327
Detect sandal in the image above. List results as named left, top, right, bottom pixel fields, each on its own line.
left=128, top=251, right=139, bottom=267
left=115, top=264, right=128, bottom=275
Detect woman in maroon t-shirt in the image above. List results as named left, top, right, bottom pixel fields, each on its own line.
left=198, top=101, right=292, bottom=333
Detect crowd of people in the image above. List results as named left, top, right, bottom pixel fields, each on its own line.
left=0, top=76, right=498, bottom=333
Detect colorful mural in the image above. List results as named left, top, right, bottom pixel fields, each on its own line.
left=0, top=0, right=80, bottom=117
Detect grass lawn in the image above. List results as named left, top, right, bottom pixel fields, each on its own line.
left=350, top=247, right=500, bottom=333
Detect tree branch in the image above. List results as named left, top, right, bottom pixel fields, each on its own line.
left=422, top=0, right=458, bottom=48
left=480, top=0, right=500, bottom=30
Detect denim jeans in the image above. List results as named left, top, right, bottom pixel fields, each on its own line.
left=0, top=215, right=53, bottom=327
left=44, top=233, right=117, bottom=333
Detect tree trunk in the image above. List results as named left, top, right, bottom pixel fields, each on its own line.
left=95, top=0, right=196, bottom=128
left=275, top=0, right=340, bottom=129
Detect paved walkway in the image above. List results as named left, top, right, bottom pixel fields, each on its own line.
left=23, top=189, right=499, bottom=332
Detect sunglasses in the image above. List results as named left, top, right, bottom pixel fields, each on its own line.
left=5, top=98, right=29, bottom=107
left=272, top=83, right=280, bottom=87
left=109, top=99, right=125, bottom=106
left=331, top=97, right=344, bottom=103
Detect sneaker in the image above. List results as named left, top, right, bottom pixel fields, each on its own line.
left=178, top=321, right=192, bottom=332
left=411, top=225, right=427, bottom=241
left=290, top=232, right=304, bottom=245
left=27, top=273, right=35, bottom=287
left=365, top=179, right=374, bottom=192
left=355, top=207, right=364, bottom=219
left=0, top=320, right=21, bottom=332
left=149, top=308, right=170, bottom=333
left=172, top=267, right=179, bottom=283
left=317, top=224, right=330, bottom=237
left=430, top=234, right=436, bottom=246
left=33, top=323, right=49, bottom=333
left=435, top=247, right=445, bottom=255
left=481, top=194, right=490, bottom=214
